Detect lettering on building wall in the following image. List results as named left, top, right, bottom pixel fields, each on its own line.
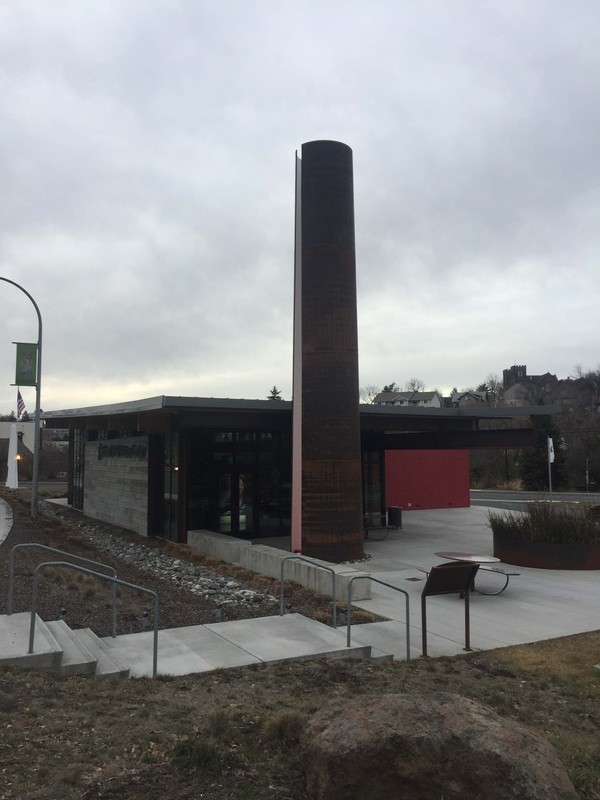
left=97, top=443, right=148, bottom=461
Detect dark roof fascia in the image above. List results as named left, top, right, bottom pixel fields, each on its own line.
left=359, top=403, right=559, bottom=420
left=42, top=395, right=294, bottom=422
left=42, top=395, right=558, bottom=426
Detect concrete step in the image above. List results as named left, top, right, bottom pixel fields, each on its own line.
left=101, top=613, right=385, bottom=678
left=0, top=612, right=63, bottom=670
left=364, top=646, right=395, bottom=662
left=75, top=628, right=130, bottom=677
left=45, top=620, right=97, bottom=676
left=0, top=612, right=393, bottom=679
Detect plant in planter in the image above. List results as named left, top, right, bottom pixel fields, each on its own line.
left=489, top=504, right=600, bottom=569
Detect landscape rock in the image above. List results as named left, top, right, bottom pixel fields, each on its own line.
left=302, top=692, right=578, bottom=800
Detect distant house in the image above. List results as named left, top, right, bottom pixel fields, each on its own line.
left=503, top=383, right=532, bottom=406
left=373, top=390, right=442, bottom=408
left=450, top=390, right=488, bottom=408
left=0, top=421, right=36, bottom=455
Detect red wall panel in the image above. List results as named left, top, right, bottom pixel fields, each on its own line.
left=385, top=450, right=470, bottom=511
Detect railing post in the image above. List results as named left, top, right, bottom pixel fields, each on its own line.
left=347, top=581, right=353, bottom=647
left=347, top=575, right=411, bottom=661
left=28, top=570, right=40, bottom=653
left=153, top=595, right=159, bottom=677
left=421, top=595, right=428, bottom=657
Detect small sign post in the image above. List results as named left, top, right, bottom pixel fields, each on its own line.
left=547, top=437, right=555, bottom=498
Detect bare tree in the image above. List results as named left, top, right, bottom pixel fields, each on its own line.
left=477, top=374, right=503, bottom=405
left=406, top=377, right=425, bottom=392
left=572, top=364, right=600, bottom=403
left=359, top=385, right=380, bottom=403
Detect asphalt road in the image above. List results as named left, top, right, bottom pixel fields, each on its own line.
left=16, top=483, right=600, bottom=515
left=470, top=489, right=600, bottom=512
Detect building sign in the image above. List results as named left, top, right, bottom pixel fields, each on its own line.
left=14, top=342, right=38, bottom=387
left=97, top=443, right=148, bottom=460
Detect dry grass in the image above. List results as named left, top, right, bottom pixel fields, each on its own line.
left=2, top=635, right=600, bottom=799
left=489, top=503, right=600, bottom=544
left=3, top=489, right=600, bottom=797
left=493, top=630, right=600, bottom=690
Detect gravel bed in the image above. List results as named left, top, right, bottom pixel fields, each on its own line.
left=39, top=501, right=278, bottom=612
left=0, top=494, right=287, bottom=637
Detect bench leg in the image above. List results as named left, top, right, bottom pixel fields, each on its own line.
left=473, top=574, right=510, bottom=595
left=421, top=596, right=428, bottom=657
left=464, top=590, right=471, bottom=651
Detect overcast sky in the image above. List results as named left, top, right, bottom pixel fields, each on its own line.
left=1, top=1, right=598, bottom=414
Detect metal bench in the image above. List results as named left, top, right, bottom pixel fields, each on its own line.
left=474, top=566, right=520, bottom=595
left=421, top=561, right=480, bottom=657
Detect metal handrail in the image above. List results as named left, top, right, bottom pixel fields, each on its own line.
left=28, top=561, right=160, bottom=678
left=347, top=575, right=411, bottom=661
left=279, top=555, right=337, bottom=627
left=7, top=543, right=118, bottom=637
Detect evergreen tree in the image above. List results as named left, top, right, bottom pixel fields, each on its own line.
left=519, top=414, right=567, bottom=491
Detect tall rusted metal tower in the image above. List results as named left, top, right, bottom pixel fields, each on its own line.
left=291, top=140, right=364, bottom=562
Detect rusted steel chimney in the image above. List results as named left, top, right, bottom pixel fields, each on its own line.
left=292, top=140, right=364, bottom=562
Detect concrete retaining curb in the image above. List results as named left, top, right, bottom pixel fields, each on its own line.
left=187, top=530, right=371, bottom=601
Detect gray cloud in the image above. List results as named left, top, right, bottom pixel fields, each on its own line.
left=1, top=0, right=599, bottom=414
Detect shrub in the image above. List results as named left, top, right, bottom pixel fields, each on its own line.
left=261, top=709, right=308, bottom=749
left=171, top=737, right=224, bottom=773
left=489, top=504, right=600, bottom=545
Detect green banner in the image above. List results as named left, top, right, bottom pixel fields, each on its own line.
left=14, top=342, right=38, bottom=386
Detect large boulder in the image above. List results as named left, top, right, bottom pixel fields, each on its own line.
left=302, top=693, right=578, bottom=800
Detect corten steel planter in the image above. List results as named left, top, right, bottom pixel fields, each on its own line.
left=493, top=530, right=600, bottom=570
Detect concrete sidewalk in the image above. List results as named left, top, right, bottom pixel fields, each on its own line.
left=0, top=498, right=13, bottom=547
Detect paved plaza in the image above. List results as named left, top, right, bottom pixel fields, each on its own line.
left=349, top=505, right=600, bottom=659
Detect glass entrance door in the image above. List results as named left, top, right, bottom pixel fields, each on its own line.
left=217, top=467, right=254, bottom=536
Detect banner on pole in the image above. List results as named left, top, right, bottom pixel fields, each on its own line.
left=14, top=342, right=38, bottom=387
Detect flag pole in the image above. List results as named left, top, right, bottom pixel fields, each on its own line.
left=0, top=277, right=42, bottom=519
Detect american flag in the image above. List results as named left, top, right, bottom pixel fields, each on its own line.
left=17, top=390, right=25, bottom=418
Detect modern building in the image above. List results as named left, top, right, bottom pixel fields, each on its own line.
left=41, top=143, right=553, bottom=559
left=43, top=396, right=544, bottom=545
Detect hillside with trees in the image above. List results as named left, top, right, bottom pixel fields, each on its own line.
left=360, top=364, right=600, bottom=492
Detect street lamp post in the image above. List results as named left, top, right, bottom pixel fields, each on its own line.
left=1, top=277, right=42, bottom=519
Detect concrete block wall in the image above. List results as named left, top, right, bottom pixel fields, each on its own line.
left=187, top=529, right=371, bottom=601
left=84, top=436, right=149, bottom=536
left=187, top=529, right=251, bottom=564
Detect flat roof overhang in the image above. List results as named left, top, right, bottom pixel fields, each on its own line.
left=43, top=396, right=293, bottom=433
left=43, top=396, right=558, bottom=450
left=359, top=403, right=554, bottom=449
